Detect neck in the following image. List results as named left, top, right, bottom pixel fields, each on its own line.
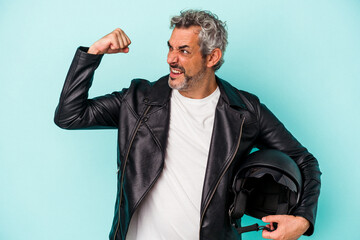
left=179, top=72, right=218, bottom=99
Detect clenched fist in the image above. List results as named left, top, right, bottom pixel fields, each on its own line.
left=88, top=28, right=131, bottom=55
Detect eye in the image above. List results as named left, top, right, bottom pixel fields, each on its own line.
left=181, top=49, right=190, bottom=54
left=167, top=42, right=173, bottom=51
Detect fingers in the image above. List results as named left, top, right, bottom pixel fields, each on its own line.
left=266, top=223, right=275, bottom=231
left=261, top=215, right=309, bottom=240
left=88, top=28, right=131, bottom=55
left=262, top=228, right=274, bottom=239
left=109, top=31, right=120, bottom=50
left=119, top=29, right=131, bottom=47
left=112, top=28, right=131, bottom=53
left=113, top=28, right=131, bottom=51
left=262, top=220, right=277, bottom=239
left=262, top=222, right=281, bottom=239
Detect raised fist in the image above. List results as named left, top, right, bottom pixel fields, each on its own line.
left=88, top=28, right=131, bottom=55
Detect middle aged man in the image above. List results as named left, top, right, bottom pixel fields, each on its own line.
left=55, top=10, right=321, bottom=240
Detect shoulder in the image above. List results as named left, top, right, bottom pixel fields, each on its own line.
left=217, top=77, right=261, bottom=114
left=127, top=75, right=167, bottom=91
left=121, top=76, right=161, bottom=97
left=121, top=75, right=171, bottom=105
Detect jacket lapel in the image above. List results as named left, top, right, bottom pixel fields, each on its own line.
left=143, top=75, right=172, bottom=155
left=200, top=77, right=247, bottom=212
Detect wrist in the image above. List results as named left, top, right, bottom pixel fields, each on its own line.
left=88, top=46, right=102, bottom=55
left=295, top=216, right=310, bottom=232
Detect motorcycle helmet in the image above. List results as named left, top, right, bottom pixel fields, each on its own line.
left=229, top=149, right=302, bottom=234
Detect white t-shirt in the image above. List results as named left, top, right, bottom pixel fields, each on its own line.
left=126, top=87, right=220, bottom=240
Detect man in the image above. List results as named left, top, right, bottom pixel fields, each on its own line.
left=55, top=10, right=321, bottom=240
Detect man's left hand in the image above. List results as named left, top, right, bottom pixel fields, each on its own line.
left=261, top=215, right=310, bottom=240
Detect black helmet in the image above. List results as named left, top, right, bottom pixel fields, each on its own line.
left=229, top=149, right=302, bottom=234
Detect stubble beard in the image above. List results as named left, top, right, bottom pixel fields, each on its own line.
left=168, top=65, right=207, bottom=92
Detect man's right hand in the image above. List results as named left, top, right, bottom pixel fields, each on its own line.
left=88, top=28, right=131, bottom=55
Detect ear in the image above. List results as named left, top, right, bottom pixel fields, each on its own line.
left=206, top=48, right=222, bottom=68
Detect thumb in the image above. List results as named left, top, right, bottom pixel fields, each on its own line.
left=121, top=47, right=130, bottom=53
left=107, top=47, right=130, bottom=54
left=262, top=215, right=282, bottom=223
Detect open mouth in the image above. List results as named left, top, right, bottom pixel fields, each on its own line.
left=169, top=66, right=184, bottom=78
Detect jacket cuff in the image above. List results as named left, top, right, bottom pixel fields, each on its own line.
left=77, top=46, right=104, bottom=59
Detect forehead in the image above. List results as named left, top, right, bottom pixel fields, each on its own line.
left=169, top=26, right=201, bottom=47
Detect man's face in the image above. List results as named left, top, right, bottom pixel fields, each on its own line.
left=167, top=26, right=208, bottom=91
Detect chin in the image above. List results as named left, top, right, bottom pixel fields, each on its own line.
left=168, top=76, right=188, bottom=90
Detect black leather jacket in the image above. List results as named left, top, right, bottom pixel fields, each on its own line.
left=55, top=47, right=321, bottom=240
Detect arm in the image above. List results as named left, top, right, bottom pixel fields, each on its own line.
left=54, top=29, right=131, bottom=129
left=255, top=103, right=321, bottom=238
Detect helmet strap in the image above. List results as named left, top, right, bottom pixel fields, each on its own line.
left=232, top=222, right=275, bottom=234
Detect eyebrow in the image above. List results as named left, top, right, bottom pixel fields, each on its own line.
left=167, top=41, right=190, bottom=49
left=179, top=45, right=190, bottom=49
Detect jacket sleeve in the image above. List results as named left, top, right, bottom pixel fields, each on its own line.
left=255, top=103, right=321, bottom=236
left=54, top=47, right=127, bottom=129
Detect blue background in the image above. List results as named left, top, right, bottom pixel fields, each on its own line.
left=1, top=0, right=359, bottom=239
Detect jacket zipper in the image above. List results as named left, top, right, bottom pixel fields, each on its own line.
left=199, top=116, right=245, bottom=240
left=113, top=105, right=151, bottom=240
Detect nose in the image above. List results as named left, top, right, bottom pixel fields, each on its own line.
left=167, top=50, right=178, bottom=65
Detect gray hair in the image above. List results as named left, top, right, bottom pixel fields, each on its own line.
left=170, top=10, right=228, bottom=71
